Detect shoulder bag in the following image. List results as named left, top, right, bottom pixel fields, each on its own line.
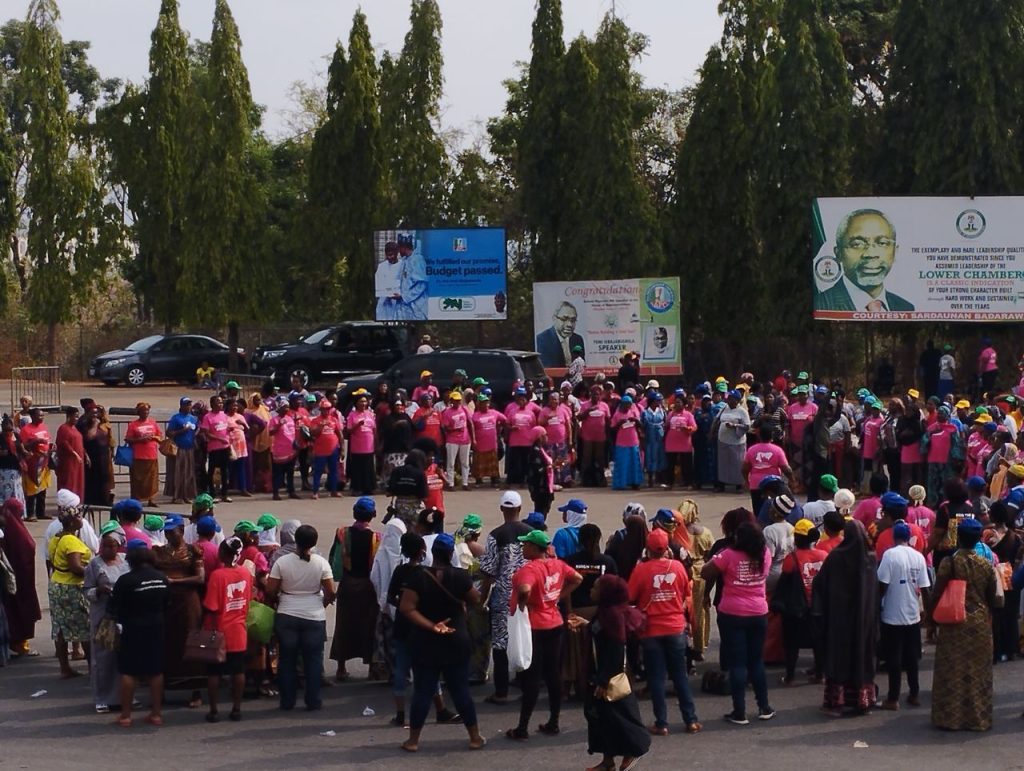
left=158, top=437, right=178, bottom=457
left=183, top=628, right=226, bottom=663
left=932, top=556, right=966, bottom=625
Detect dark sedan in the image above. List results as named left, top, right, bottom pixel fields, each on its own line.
left=88, top=334, right=245, bottom=387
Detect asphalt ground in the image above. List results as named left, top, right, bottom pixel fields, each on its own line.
left=2, top=383, right=1024, bottom=769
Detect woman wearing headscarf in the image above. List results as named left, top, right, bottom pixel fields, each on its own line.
left=0, top=498, right=40, bottom=656
left=270, top=519, right=301, bottom=568
left=245, top=393, right=272, bottom=494
left=676, top=500, right=714, bottom=662
left=153, top=513, right=205, bottom=707
left=610, top=395, right=644, bottom=491
left=47, top=502, right=93, bottom=678
left=812, top=520, right=878, bottom=717
left=20, top=407, right=52, bottom=521
left=398, top=533, right=485, bottom=752
left=329, top=497, right=381, bottom=681
left=584, top=574, right=650, bottom=771
left=641, top=392, right=667, bottom=488
left=0, top=415, right=25, bottom=507
left=84, top=522, right=129, bottom=712
left=935, top=517, right=1002, bottom=730
left=125, top=402, right=162, bottom=507
left=110, top=541, right=170, bottom=727
left=552, top=498, right=588, bottom=559
left=56, top=406, right=85, bottom=500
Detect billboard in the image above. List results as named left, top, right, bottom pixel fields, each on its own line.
left=813, top=196, right=1024, bottom=321
left=533, top=278, right=682, bottom=375
left=373, top=228, right=507, bottom=321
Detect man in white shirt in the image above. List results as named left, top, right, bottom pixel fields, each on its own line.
left=802, top=474, right=838, bottom=527
left=876, top=521, right=931, bottom=710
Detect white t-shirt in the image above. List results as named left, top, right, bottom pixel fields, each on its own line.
left=877, top=544, right=931, bottom=625
left=802, top=500, right=836, bottom=528
left=270, top=552, right=332, bottom=621
left=763, top=521, right=794, bottom=590
left=939, top=354, right=956, bottom=381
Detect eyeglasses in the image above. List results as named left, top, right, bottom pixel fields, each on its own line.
left=555, top=315, right=577, bottom=323
left=842, top=237, right=895, bottom=253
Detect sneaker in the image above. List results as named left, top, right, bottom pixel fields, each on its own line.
left=95, top=704, right=110, bottom=714
left=757, top=707, right=776, bottom=721
left=724, top=711, right=749, bottom=725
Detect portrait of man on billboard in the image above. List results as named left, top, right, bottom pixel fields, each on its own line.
left=536, top=301, right=585, bottom=367
left=814, top=208, right=914, bottom=312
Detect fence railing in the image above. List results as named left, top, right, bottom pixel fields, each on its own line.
left=10, top=366, right=61, bottom=416
left=216, top=372, right=268, bottom=393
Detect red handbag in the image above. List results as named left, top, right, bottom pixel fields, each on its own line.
left=933, top=579, right=966, bottom=625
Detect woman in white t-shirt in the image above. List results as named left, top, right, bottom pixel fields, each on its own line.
left=267, top=525, right=336, bottom=711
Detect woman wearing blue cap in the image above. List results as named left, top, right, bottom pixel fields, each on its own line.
left=329, top=497, right=381, bottom=682
left=931, top=515, right=1001, bottom=730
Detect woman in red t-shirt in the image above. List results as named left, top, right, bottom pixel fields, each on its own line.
left=125, top=402, right=162, bottom=507
left=202, top=537, right=253, bottom=722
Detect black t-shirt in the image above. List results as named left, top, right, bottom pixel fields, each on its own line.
left=381, top=415, right=413, bottom=453
left=387, top=562, right=422, bottom=641
left=387, top=463, right=428, bottom=499
left=110, top=565, right=170, bottom=628
left=565, top=551, right=617, bottom=610
left=407, top=565, right=473, bottom=664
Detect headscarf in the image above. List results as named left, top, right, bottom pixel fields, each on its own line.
left=615, top=515, right=649, bottom=581
left=56, top=488, right=81, bottom=514
left=565, top=508, right=587, bottom=529
left=594, top=574, right=645, bottom=645
left=0, top=498, right=41, bottom=636
left=671, top=509, right=692, bottom=554
left=270, top=519, right=301, bottom=567
left=622, top=502, right=646, bottom=523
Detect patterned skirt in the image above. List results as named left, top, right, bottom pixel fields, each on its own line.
left=932, top=615, right=994, bottom=730
left=48, top=583, right=90, bottom=642
left=129, top=459, right=159, bottom=501
left=546, top=442, right=573, bottom=486
left=471, top=449, right=500, bottom=480
left=0, top=468, right=24, bottom=507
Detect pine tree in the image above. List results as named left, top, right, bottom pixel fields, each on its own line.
left=179, top=0, right=266, bottom=368
left=518, top=0, right=565, bottom=279
left=307, top=10, right=385, bottom=317
left=21, top=0, right=102, bottom=361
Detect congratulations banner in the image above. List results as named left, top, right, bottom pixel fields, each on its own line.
left=812, top=197, right=1024, bottom=321
left=373, top=228, right=507, bottom=321
left=532, top=277, right=682, bottom=375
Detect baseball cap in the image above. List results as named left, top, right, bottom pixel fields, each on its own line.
left=432, top=533, right=456, bottom=553
left=257, top=513, right=281, bottom=530
left=715, top=382, right=728, bottom=393
left=892, top=521, right=912, bottom=542
left=99, top=520, right=123, bottom=537
left=819, top=474, right=838, bottom=493
left=557, top=498, right=588, bottom=514
left=646, top=529, right=669, bottom=551
left=477, top=392, right=490, bottom=401
left=514, top=387, right=528, bottom=396
left=650, top=508, right=675, bottom=525
left=234, top=519, right=260, bottom=534
left=305, top=393, right=317, bottom=403
left=162, top=513, right=186, bottom=531
left=354, top=496, right=376, bottom=515
left=450, top=391, right=463, bottom=400
left=758, top=475, right=783, bottom=490
left=814, top=385, right=829, bottom=396
left=881, top=492, right=909, bottom=509
left=179, top=396, right=192, bottom=406
left=793, top=518, right=815, bottom=537
left=518, top=529, right=551, bottom=548
left=646, top=379, right=660, bottom=389
left=196, top=516, right=221, bottom=536
left=126, top=538, right=149, bottom=551
left=472, top=377, right=488, bottom=386
left=225, top=380, right=240, bottom=390
left=955, top=399, right=971, bottom=410
left=500, top=490, right=523, bottom=508
left=907, top=388, right=920, bottom=400
left=143, top=514, right=165, bottom=532
left=966, top=475, right=986, bottom=491
left=1009, top=464, right=1024, bottom=479
left=462, top=514, right=483, bottom=530
left=524, top=511, right=547, bottom=529
left=957, top=517, right=983, bottom=534
left=420, top=370, right=432, bottom=377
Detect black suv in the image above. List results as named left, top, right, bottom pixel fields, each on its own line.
left=338, top=349, right=547, bottom=409
left=251, top=322, right=412, bottom=386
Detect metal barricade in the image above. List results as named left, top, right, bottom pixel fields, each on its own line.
left=10, top=366, right=62, bottom=415
left=217, top=372, right=267, bottom=392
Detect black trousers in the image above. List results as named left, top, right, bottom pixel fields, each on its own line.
left=782, top=615, right=822, bottom=681
left=207, top=448, right=230, bottom=498
left=505, top=446, right=530, bottom=485
left=665, top=451, right=693, bottom=487
left=880, top=621, right=920, bottom=701
left=518, top=626, right=564, bottom=731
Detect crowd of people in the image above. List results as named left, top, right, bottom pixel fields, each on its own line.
left=2, top=354, right=1024, bottom=766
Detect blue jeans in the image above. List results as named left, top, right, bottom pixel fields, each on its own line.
left=717, top=612, right=769, bottom=716
left=642, top=633, right=699, bottom=727
left=312, top=449, right=340, bottom=494
left=410, top=656, right=477, bottom=730
left=275, top=613, right=326, bottom=710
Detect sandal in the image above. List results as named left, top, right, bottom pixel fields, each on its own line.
left=259, top=682, right=278, bottom=698
left=686, top=722, right=703, bottom=734
left=537, top=722, right=560, bottom=736
left=229, top=709, right=241, bottom=722
left=468, top=737, right=487, bottom=750
left=436, top=709, right=462, bottom=724
left=505, top=727, right=529, bottom=740
left=114, top=717, right=132, bottom=728
left=401, top=741, right=418, bottom=753
left=144, top=714, right=163, bottom=726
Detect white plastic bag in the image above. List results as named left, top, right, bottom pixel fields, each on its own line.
left=507, top=608, right=533, bottom=674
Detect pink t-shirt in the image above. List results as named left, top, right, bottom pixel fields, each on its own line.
left=900, top=439, right=923, bottom=464
left=579, top=401, right=611, bottom=443
left=268, top=414, right=296, bottom=461
left=412, top=384, right=440, bottom=403
left=711, top=546, right=771, bottom=616
left=610, top=406, right=640, bottom=447
left=665, top=409, right=696, bottom=453
left=197, top=538, right=221, bottom=579
left=471, top=409, right=506, bottom=453
left=927, top=422, right=956, bottom=463
left=907, top=504, right=936, bottom=541
left=853, top=496, right=880, bottom=526
left=539, top=404, right=572, bottom=445
left=506, top=405, right=538, bottom=447
left=441, top=406, right=470, bottom=445
left=787, top=401, right=817, bottom=445
left=311, top=413, right=342, bottom=456
left=744, top=442, right=788, bottom=488
left=202, top=410, right=231, bottom=452
left=121, top=525, right=152, bottom=549
left=862, top=417, right=882, bottom=459
left=346, top=409, right=377, bottom=454
left=979, top=346, right=998, bottom=373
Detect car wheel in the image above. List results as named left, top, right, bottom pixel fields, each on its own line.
left=289, top=365, right=311, bottom=387
left=126, top=366, right=147, bottom=387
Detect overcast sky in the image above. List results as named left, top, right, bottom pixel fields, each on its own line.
left=41, top=1, right=724, bottom=138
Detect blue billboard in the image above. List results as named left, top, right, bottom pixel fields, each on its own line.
left=373, top=228, right=507, bottom=321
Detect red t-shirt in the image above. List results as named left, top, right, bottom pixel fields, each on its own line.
left=412, top=407, right=443, bottom=447
left=817, top=534, right=843, bottom=554
left=424, top=464, right=444, bottom=511
left=781, top=548, right=828, bottom=602
left=126, top=419, right=161, bottom=461
left=203, top=565, right=253, bottom=652
left=627, top=557, right=691, bottom=638
left=20, top=422, right=51, bottom=454
left=510, top=557, right=578, bottom=630
left=311, top=413, right=342, bottom=456
left=874, top=522, right=927, bottom=561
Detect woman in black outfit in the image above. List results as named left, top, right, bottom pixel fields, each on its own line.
left=896, top=400, right=925, bottom=494
left=398, top=533, right=484, bottom=753
left=585, top=574, right=650, bottom=771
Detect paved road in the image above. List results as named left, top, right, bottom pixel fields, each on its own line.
left=3, top=383, right=1024, bottom=769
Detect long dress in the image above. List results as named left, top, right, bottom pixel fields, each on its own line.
left=641, top=407, right=667, bottom=476
left=83, top=554, right=129, bottom=706
left=931, top=549, right=1000, bottom=731
left=56, top=423, right=86, bottom=500
left=152, top=543, right=204, bottom=689
left=329, top=525, right=381, bottom=667
left=0, top=504, right=40, bottom=649
left=80, top=419, right=111, bottom=507
left=585, top=619, right=651, bottom=761
left=693, top=408, right=716, bottom=487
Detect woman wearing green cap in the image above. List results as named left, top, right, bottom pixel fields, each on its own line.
left=455, top=514, right=490, bottom=684
left=84, top=523, right=128, bottom=712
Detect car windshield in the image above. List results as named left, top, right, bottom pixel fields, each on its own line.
left=517, top=354, right=547, bottom=381
left=125, top=335, right=164, bottom=352
left=300, top=328, right=333, bottom=345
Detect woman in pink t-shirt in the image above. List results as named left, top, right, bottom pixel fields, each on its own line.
left=269, top=401, right=298, bottom=501
left=610, top=395, right=643, bottom=490
left=925, top=406, right=957, bottom=505
left=664, top=395, right=696, bottom=489
left=470, top=395, right=505, bottom=486
left=538, top=392, right=574, bottom=488
left=441, top=393, right=472, bottom=490
left=504, top=391, right=537, bottom=486
left=224, top=399, right=251, bottom=498
left=701, top=521, right=773, bottom=723
left=201, top=395, right=233, bottom=502
left=345, top=391, right=377, bottom=496
left=742, top=425, right=795, bottom=514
